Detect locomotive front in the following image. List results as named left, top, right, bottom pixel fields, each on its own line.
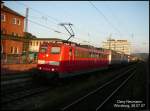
left=37, top=43, right=62, bottom=78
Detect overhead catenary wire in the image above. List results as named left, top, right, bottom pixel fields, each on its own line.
left=73, top=26, right=104, bottom=47
left=28, top=19, right=68, bottom=35
left=89, top=1, right=122, bottom=36
left=29, top=15, right=60, bottom=28
left=12, top=1, right=70, bottom=36
left=14, top=1, right=77, bottom=38
left=15, top=1, right=60, bottom=25
left=107, top=6, right=131, bottom=37
left=13, top=1, right=115, bottom=47
left=15, top=1, right=98, bottom=45
left=73, top=26, right=96, bottom=44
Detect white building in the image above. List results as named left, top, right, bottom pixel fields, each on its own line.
left=102, top=39, right=131, bottom=55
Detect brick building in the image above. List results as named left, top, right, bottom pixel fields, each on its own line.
left=1, top=2, right=25, bottom=63
left=1, top=2, right=25, bottom=37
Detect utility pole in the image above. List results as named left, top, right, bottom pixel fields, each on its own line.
left=114, top=41, right=116, bottom=51
left=131, top=33, right=134, bottom=40
left=130, top=33, right=133, bottom=54
left=108, top=33, right=112, bottom=50
left=25, top=8, right=29, bottom=63
left=25, top=8, right=29, bottom=32
left=59, top=23, right=75, bottom=41
left=122, top=45, right=124, bottom=54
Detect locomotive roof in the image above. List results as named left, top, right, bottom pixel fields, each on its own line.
left=31, top=38, right=63, bottom=41
left=41, top=40, right=112, bottom=53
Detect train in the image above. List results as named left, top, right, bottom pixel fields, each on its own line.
left=37, top=41, right=133, bottom=78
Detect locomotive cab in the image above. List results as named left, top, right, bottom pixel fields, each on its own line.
left=37, top=43, right=62, bottom=78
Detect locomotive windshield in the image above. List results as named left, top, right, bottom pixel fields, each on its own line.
left=40, top=47, right=47, bottom=53
left=51, top=47, right=60, bottom=54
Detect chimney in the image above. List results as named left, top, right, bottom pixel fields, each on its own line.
left=1, top=1, right=4, bottom=8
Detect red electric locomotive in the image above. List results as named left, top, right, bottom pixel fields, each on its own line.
left=37, top=41, right=110, bottom=78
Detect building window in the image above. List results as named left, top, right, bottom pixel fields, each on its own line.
left=12, top=18, right=17, bottom=24
left=10, top=47, right=14, bottom=54
left=1, top=28, right=7, bottom=34
left=1, top=14, right=6, bottom=22
left=14, top=47, right=18, bottom=54
left=14, top=47, right=17, bottom=54
left=17, top=48, right=19, bottom=54
left=1, top=44, right=3, bottom=53
left=12, top=32, right=16, bottom=36
left=12, top=32, right=14, bottom=36
left=36, top=42, right=38, bottom=46
left=17, top=19, right=21, bottom=25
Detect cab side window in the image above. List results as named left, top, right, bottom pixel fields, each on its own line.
left=69, top=48, right=72, bottom=56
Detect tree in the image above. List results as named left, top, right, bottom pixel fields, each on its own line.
left=24, top=32, right=37, bottom=39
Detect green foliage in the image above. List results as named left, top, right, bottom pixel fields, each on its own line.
left=24, top=32, right=37, bottom=39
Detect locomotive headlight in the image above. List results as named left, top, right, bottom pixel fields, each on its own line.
left=49, top=61, right=60, bottom=66
left=38, top=60, right=45, bottom=64
left=39, top=67, right=42, bottom=70
left=51, top=68, right=55, bottom=71
left=46, top=54, right=49, bottom=57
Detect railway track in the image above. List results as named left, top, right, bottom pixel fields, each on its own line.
left=1, top=73, right=32, bottom=81
left=1, top=73, right=33, bottom=90
left=1, top=64, right=136, bottom=110
left=1, top=77, right=35, bottom=95
left=1, top=80, right=45, bottom=96
left=60, top=67, right=136, bottom=111
left=1, top=85, right=50, bottom=104
left=1, top=73, right=54, bottom=105
left=1, top=71, right=47, bottom=96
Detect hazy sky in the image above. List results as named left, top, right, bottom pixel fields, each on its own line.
left=4, top=1, right=149, bottom=53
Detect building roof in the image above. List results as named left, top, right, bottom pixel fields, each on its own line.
left=31, top=38, right=63, bottom=41
left=31, top=38, right=79, bottom=45
left=107, top=39, right=115, bottom=41
left=1, top=5, right=25, bottom=18
left=117, top=40, right=127, bottom=42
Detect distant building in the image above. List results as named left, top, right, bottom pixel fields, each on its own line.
left=102, top=39, right=131, bottom=55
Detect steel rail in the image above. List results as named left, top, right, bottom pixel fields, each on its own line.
left=96, top=70, right=136, bottom=111
left=1, top=77, right=32, bottom=85
left=61, top=66, right=136, bottom=110
left=1, top=86, right=51, bottom=104
left=1, top=81, right=42, bottom=96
